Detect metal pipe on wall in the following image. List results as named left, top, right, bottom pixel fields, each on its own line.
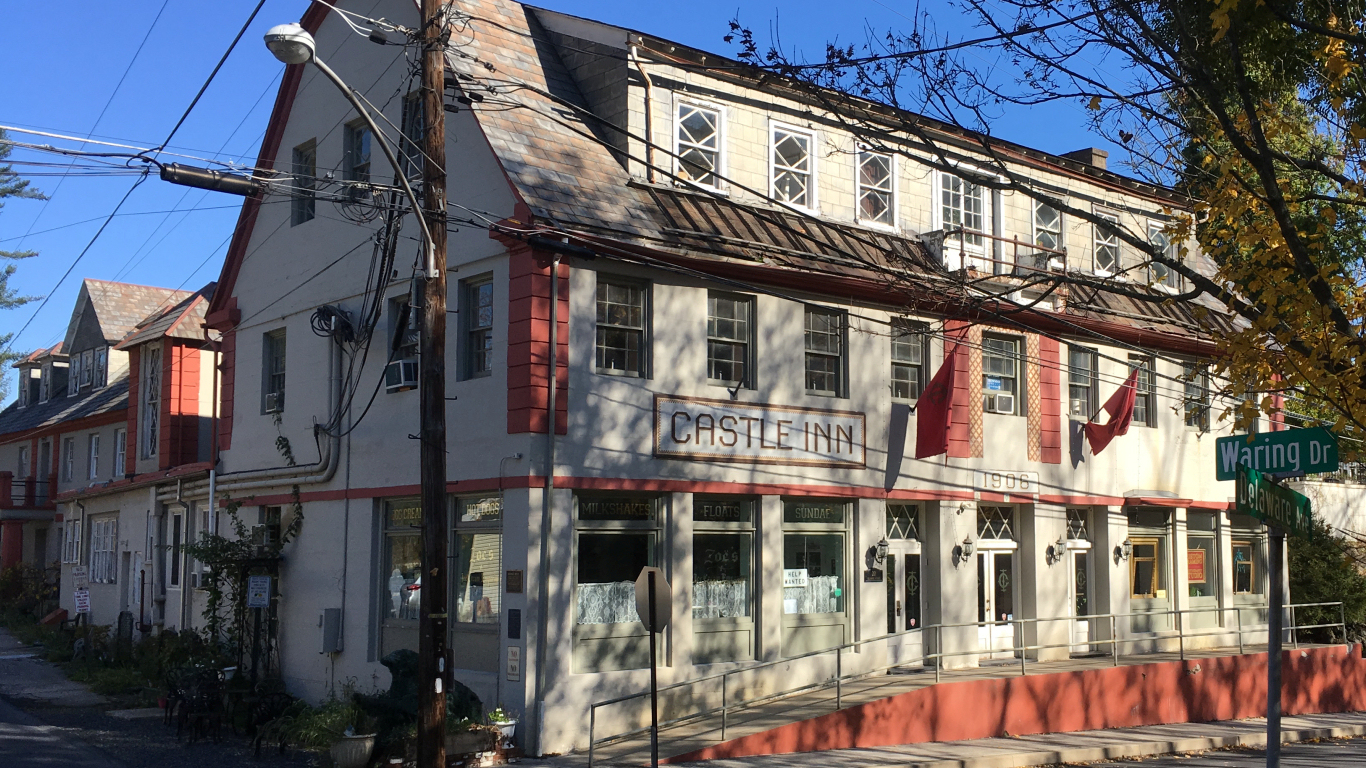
left=534, top=253, right=561, bottom=756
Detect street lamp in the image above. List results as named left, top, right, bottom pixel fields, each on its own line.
left=264, top=23, right=437, bottom=277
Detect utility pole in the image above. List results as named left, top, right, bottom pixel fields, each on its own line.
left=416, top=0, right=449, bottom=766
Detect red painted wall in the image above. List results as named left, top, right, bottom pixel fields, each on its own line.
left=945, top=320, right=971, bottom=459
left=1039, top=336, right=1062, bottom=464
left=668, top=645, right=1366, bottom=762
left=160, top=343, right=200, bottom=469
left=506, top=244, right=568, bottom=435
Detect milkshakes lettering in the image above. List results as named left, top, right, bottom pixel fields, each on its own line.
left=654, top=395, right=866, bottom=468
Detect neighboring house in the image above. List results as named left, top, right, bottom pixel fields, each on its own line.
left=45, top=0, right=1365, bottom=758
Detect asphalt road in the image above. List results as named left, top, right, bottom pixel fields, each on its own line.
left=0, top=695, right=123, bottom=768
left=1085, top=737, right=1366, bottom=766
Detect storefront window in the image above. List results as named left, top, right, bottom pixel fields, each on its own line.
left=1231, top=514, right=1267, bottom=596
left=575, top=495, right=658, bottom=625
left=453, top=495, right=502, bottom=625
left=692, top=498, right=754, bottom=620
left=1130, top=537, right=1166, bottom=598
left=782, top=500, right=847, bottom=616
left=383, top=500, right=423, bottom=621
left=1187, top=512, right=1217, bottom=598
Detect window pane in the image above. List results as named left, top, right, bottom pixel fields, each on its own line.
left=1187, top=536, right=1216, bottom=597
left=596, top=280, right=645, bottom=375
left=905, top=553, right=921, bottom=629
left=576, top=533, right=652, bottom=624
left=773, top=129, right=811, bottom=206
left=1095, top=214, right=1119, bottom=272
left=858, top=151, right=893, bottom=225
left=454, top=533, right=501, bottom=624
left=693, top=533, right=751, bottom=618
left=886, top=554, right=897, bottom=633
left=678, top=104, right=720, bottom=186
left=385, top=534, right=422, bottom=620
left=782, top=533, right=844, bottom=614
left=708, top=294, right=751, bottom=385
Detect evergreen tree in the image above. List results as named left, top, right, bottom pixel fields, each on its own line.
left=1289, top=518, right=1366, bottom=643
left=0, top=129, right=45, bottom=400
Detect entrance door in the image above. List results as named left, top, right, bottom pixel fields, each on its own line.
left=884, top=547, right=923, bottom=666
left=1070, top=549, right=1093, bottom=652
left=977, top=550, right=1017, bottom=658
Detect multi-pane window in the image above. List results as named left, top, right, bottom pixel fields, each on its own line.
left=69, top=354, right=82, bottom=397
left=464, top=279, right=494, bottom=378
left=343, top=120, right=372, bottom=182
left=1148, top=221, right=1177, bottom=288
left=1183, top=362, right=1210, bottom=431
left=79, top=349, right=93, bottom=388
left=706, top=292, right=753, bottom=387
left=595, top=278, right=647, bottom=376
left=62, top=438, right=75, bottom=482
left=90, top=516, right=117, bottom=584
left=291, top=139, right=316, bottom=225
left=857, top=150, right=894, bottom=226
left=771, top=125, right=814, bottom=208
left=1065, top=508, right=1089, bottom=541
left=941, top=173, right=985, bottom=247
left=886, top=504, right=919, bottom=540
left=62, top=512, right=82, bottom=563
left=1129, top=355, right=1155, bottom=427
left=262, top=330, right=286, bottom=413
left=114, top=429, right=126, bottom=475
left=87, top=434, right=99, bottom=481
left=890, top=319, right=925, bottom=400
left=1034, top=200, right=1062, bottom=252
left=93, top=347, right=107, bottom=389
left=978, top=506, right=1015, bottom=539
left=804, top=307, right=844, bottom=397
left=40, top=362, right=51, bottom=402
left=677, top=102, right=721, bottom=187
left=982, top=335, right=1021, bottom=415
left=1068, top=346, right=1098, bottom=418
left=1094, top=211, right=1120, bottom=273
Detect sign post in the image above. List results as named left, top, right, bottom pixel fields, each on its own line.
left=1236, top=463, right=1313, bottom=768
left=635, top=567, right=671, bottom=768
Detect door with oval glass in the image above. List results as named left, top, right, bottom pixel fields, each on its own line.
left=977, top=549, right=1017, bottom=658
left=884, top=544, right=923, bottom=666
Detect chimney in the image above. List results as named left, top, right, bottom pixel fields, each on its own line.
left=1061, top=147, right=1108, bottom=170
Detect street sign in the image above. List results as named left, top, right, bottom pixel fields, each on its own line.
left=634, top=567, right=671, bottom=632
left=246, top=575, right=272, bottom=608
left=1235, top=464, right=1313, bottom=540
left=1216, top=427, right=1338, bottom=481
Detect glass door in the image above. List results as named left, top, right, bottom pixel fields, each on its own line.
left=1071, top=550, right=1093, bottom=652
left=885, top=548, right=922, bottom=666
left=977, top=550, right=1017, bottom=658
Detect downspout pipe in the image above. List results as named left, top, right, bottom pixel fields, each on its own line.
left=629, top=42, right=655, bottom=183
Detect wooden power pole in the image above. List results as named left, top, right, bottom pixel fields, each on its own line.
left=417, top=0, right=449, bottom=766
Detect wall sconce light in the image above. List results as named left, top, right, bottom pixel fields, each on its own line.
left=874, top=537, right=889, bottom=565
left=961, top=537, right=975, bottom=558
left=1116, top=538, right=1133, bottom=561
left=1048, top=535, right=1068, bottom=565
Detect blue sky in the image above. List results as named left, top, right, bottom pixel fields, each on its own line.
left=0, top=0, right=1115, bottom=400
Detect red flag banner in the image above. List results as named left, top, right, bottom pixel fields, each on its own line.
left=915, top=346, right=959, bottom=459
left=1084, top=368, right=1140, bottom=455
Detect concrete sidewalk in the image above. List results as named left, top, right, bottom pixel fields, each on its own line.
left=556, top=711, right=1366, bottom=768
left=664, top=712, right=1366, bottom=768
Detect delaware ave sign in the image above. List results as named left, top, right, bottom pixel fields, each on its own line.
left=654, top=395, right=866, bottom=468
left=1215, top=427, right=1338, bottom=481
left=1235, top=464, right=1313, bottom=540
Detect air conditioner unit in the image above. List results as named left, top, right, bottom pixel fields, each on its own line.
left=264, top=392, right=283, bottom=413
left=386, top=358, right=419, bottom=392
left=987, top=393, right=1016, bottom=415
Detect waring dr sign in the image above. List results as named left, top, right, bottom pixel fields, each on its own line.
left=1215, top=427, right=1338, bottom=481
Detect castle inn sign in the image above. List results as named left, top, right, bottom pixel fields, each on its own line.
left=653, top=395, right=866, bottom=468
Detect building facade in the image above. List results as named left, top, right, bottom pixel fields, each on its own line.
left=36, top=0, right=1366, bottom=759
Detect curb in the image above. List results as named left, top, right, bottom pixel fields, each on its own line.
left=896, top=724, right=1366, bottom=768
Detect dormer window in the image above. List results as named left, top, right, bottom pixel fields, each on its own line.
left=69, top=353, right=83, bottom=397
left=771, top=124, right=815, bottom=209
left=93, top=347, right=107, bottom=389
left=940, top=172, right=986, bottom=248
left=40, top=362, right=52, bottom=403
left=857, top=149, right=894, bottom=227
left=676, top=101, right=722, bottom=189
left=80, top=349, right=94, bottom=388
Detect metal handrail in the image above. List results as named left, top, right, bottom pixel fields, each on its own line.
left=586, top=600, right=1344, bottom=766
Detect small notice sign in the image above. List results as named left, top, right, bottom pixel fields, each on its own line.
left=246, top=575, right=272, bottom=608
left=71, top=565, right=89, bottom=591
left=1188, top=549, right=1207, bottom=583
left=506, top=646, right=522, bottom=682
left=73, top=589, right=91, bottom=614
left=782, top=569, right=809, bottom=588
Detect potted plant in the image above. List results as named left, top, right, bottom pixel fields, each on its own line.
left=487, top=708, right=518, bottom=747
left=284, top=697, right=378, bottom=768
left=444, top=717, right=500, bottom=755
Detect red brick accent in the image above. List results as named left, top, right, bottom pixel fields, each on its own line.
left=160, top=343, right=200, bottom=470
left=218, top=329, right=236, bottom=451
left=126, top=347, right=140, bottom=476
left=506, top=245, right=568, bottom=435
left=667, top=645, right=1366, bottom=762
left=945, top=321, right=972, bottom=459
left=1039, top=336, right=1062, bottom=464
